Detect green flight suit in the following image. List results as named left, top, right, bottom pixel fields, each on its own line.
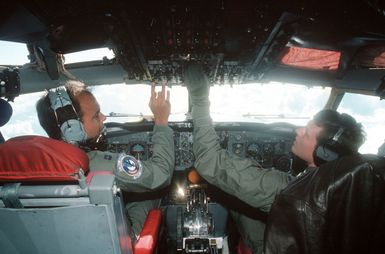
left=87, top=125, right=175, bottom=242
left=192, top=105, right=293, bottom=254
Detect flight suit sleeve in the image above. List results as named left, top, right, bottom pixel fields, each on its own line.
left=192, top=105, right=293, bottom=211
left=88, top=125, right=175, bottom=192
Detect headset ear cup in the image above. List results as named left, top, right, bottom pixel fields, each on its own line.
left=313, top=143, right=340, bottom=166
left=313, top=127, right=350, bottom=166
left=60, top=119, right=87, bottom=143
left=48, top=86, right=88, bottom=143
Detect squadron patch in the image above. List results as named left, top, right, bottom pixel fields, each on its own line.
left=116, top=153, right=143, bottom=179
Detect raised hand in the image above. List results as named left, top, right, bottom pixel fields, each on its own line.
left=149, top=82, right=171, bottom=126
left=184, top=62, right=210, bottom=106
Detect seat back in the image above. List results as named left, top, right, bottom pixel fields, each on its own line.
left=0, top=136, right=133, bottom=254
left=265, top=153, right=385, bottom=254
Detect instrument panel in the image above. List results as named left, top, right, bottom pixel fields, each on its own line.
left=106, top=131, right=154, bottom=161
left=223, top=130, right=293, bottom=172
left=105, top=121, right=296, bottom=172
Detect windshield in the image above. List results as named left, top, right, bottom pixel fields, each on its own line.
left=95, top=84, right=189, bottom=123
left=98, top=82, right=331, bottom=126
left=2, top=82, right=384, bottom=154
left=209, top=82, right=331, bottom=125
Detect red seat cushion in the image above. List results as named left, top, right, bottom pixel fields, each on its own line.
left=0, top=135, right=89, bottom=182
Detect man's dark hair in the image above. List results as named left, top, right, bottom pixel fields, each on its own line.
left=36, top=80, right=92, bottom=140
left=313, top=109, right=366, bottom=153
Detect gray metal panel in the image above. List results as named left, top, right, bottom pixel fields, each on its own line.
left=112, top=193, right=132, bottom=254
left=0, top=184, right=89, bottom=198
left=89, top=174, right=116, bottom=204
left=0, top=204, right=121, bottom=254
left=18, top=63, right=128, bottom=94
left=0, top=197, right=91, bottom=208
left=0, top=184, right=90, bottom=208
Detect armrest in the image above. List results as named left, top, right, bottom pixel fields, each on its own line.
left=134, top=208, right=162, bottom=254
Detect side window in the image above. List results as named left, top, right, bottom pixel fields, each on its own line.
left=0, top=40, right=29, bottom=65
left=0, top=41, right=41, bottom=140
left=1, top=92, right=46, bottom=140
left=338, top=93, right=385, bottom=154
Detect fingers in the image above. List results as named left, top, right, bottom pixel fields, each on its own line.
left=151, top=82, right=170, bottom=103
left=166, top=90, right=170, bottom=102
left=151, top=83, right=156, bottom=99
left=160, top=82, right=167, bottom=100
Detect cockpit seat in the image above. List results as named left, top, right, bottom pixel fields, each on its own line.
left=265, top=153, right=385, bottom=253
left=0, top=135, right=162, bottom=254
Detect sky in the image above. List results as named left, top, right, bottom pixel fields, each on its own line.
left=1, top=40, right=385, bottom=154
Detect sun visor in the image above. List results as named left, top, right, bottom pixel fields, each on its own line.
left=280, top=46, right=340, bottom=71
left=0, top=135, right=89, bottom=182
left=353, top=45, right=385, bottom=68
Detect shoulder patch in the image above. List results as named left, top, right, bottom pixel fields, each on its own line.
left=116, top=153, right=143, bottom=179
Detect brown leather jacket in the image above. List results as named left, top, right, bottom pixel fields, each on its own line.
left=264, top=154, right=385, bottom=254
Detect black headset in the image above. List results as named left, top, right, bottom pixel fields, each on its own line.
left=313, top=127, right=351, bottom=166
left=48, top=86, right=87, bottom=143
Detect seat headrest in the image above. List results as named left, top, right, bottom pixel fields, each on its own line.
left=0, top=135, right=89, bottom=182
left=0, top=98, right=12, bottom=127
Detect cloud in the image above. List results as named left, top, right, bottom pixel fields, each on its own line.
left=1, top=120, right=45, bottom=139
left=339, top=94, right=385, bottom=154
left=0, top=41, right=29, bottom=65
left=209, top=83, right=330, bottom=123
left=93, top=84, right=188, bottom=121
left=1, top=92, right=46, bottom=140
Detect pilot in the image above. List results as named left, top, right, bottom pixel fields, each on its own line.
left=36, top=80, right=175, bottom=244
left=184, top=63, right=366, bottom=254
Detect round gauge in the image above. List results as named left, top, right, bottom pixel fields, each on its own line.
left=232, top=143, right=244, bottom=155
left=263, top=143, right=274, bottom=154
left=275, top=155, right=291, bottom=172
left=246, top=143, right=261, bottom=157
left=180, top=150, right=194, bottom=167
left=130, top=143, right=146, bottom=160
